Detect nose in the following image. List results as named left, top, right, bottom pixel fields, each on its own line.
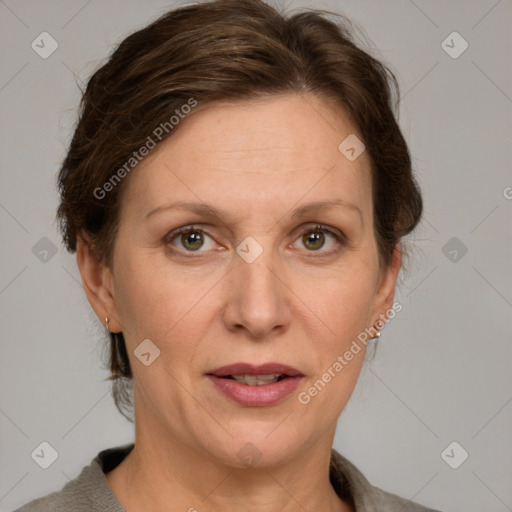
left=222, top=246, right=292, bottom=340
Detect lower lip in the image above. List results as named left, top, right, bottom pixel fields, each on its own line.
left=207, top=375, right=303, bottom=407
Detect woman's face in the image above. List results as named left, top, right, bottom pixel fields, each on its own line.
left=91, top=93, right=400, bottom=467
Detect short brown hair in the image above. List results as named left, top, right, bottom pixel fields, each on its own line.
left=57, top=0, right=422, bottom=421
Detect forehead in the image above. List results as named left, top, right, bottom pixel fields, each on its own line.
left=121, top=93, right=373, bottom=220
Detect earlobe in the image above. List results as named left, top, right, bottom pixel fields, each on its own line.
left=76, top=233, right=122, bottom=332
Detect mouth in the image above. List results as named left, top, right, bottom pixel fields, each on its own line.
left=207, top=362, right=304, bottom=383
left=220, top=374, right=289, bottom=385
left=206, top=363, right=304, bottom=406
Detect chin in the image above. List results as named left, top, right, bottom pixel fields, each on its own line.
left=199, top=425, right=308, bottom=471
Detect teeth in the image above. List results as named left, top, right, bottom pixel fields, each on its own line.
left=231, top=374, right=282, bottom=386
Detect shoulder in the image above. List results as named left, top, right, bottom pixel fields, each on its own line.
left=330, top=449, right=442, bottom=512
left=13, top=444, right=133, bottom=512
left=365, top=485, right=442, bottom=512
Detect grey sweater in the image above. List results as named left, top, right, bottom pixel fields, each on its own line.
left=14, top=444, right=441, bottom=511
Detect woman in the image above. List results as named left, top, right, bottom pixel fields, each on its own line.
left=16, top=0, right=441, bottom=510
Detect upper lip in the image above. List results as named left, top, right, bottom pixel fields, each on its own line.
left=207, top=362, right=304, bottom=377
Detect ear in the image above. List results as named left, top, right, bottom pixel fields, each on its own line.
left=371, top=244, right=402, bottom=327
left=76, top=233, right=123, bottom=332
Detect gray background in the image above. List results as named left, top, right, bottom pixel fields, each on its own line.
left=0, top=1, right=511, bottom=511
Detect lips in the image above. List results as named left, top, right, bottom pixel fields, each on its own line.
left=208, top=362, right=304, bottom=379
left=206, top=362, right=304, bottom=407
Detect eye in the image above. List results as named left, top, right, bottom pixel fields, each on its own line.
left=292, top=224, right=344, bottom=254
left=166, top=225, right=217, bottom=252
left=165, top=223, right=345, bottom=256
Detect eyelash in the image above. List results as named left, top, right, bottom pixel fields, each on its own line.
left=165, top=224, right=346, bottom=257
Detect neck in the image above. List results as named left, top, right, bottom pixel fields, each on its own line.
left=106, top=406, right=352, bottom=512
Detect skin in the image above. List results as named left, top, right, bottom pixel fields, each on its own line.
left=77, top=93, right=401, bottom=512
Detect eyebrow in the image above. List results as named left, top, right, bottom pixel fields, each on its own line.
left=144, top=199, right=363, bottom=225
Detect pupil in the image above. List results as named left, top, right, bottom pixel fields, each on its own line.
left=303, top=231, right=324, bottom=250
left=182, top=231, right=203, bottom=251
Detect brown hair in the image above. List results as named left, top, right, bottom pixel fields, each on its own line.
left=57, top=0, right=422, bottom=423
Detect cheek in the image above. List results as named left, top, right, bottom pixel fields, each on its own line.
left=112, top=249, right=215, bottom=358
left=297, top=263, right=378, bottom=341
left=111, top=258, right=209, bottom=416
left=291, top=258, right=378, bottom=412
left=295, top=273, right=373, bottom=420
